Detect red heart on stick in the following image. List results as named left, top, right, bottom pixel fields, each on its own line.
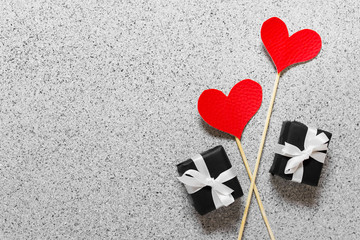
left=261, top=17, right=322, bottom=73
left=198, top=79, right=262, bottom=139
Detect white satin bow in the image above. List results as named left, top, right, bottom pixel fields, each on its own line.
left=178, top=154, right=236, bottom=209
left=275, top=127, right=329, bottom=182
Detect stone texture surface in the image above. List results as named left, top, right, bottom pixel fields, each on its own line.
left=0, top=0, right=359, bottom=239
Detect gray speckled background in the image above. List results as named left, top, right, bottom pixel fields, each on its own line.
left=0, top=0, right=359, bottom=239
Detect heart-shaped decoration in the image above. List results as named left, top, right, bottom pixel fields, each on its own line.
left=198, top=79, right=262, bottom=139
left=261, top=17, right=322, bottom=73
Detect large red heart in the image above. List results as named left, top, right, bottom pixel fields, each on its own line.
left=198, top=79, right=262, bottom=139
left=261, top=17, right=322, bottom=73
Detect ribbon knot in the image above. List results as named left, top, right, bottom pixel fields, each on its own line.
left=205, top=177, right=216, bottom=188
left=275, top=127, right=329, bottom=182
left=178, top=154, right=236, bottom=209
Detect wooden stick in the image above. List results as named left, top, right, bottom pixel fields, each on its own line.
left=238, top=72, right=281, bottom=240
left=235, top=137, right=275, bottom=240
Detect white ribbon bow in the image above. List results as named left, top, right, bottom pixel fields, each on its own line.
left=275, top=127, right=329, bottom=183
left=178, top=154, right=236, bottom=209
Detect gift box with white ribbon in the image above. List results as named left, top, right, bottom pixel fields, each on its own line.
left=270, top=121, right=332, bottom=186
left=177, top=146, right=243, bottom=215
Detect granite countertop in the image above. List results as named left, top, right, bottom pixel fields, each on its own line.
left=0, top=1, right=359, bottom=239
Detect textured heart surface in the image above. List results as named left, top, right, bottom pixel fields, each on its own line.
left=261, top=17, right=322, bottom=73
left=198, top=79, right=262, bottom=139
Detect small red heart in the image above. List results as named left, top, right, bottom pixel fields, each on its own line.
left=261, top=17, right=322, bottom=73
left=198, top=79, right=262, bottom=139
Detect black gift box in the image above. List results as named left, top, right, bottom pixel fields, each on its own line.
left=177, top=145, right=243, bottom=215
left=269, top=121, right=332, bottom=186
